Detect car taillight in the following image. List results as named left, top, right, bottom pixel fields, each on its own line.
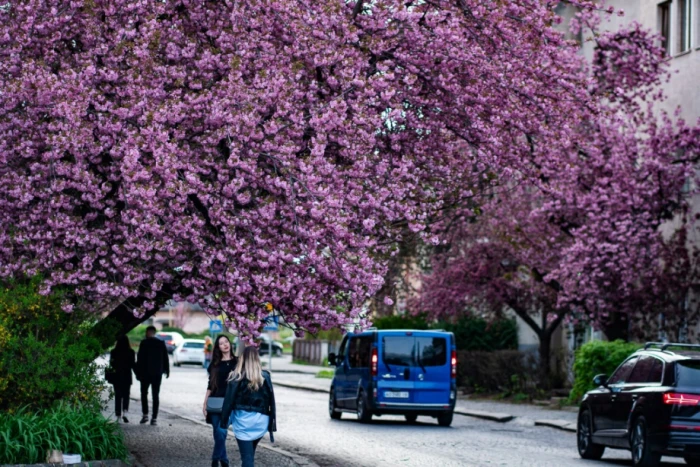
left=663, top=393, right=700, bottom=405
left=167, top=340, right=174, bottom=345
left=451, top=350, right=457, bottom=379
left=371, top=348, right=378, bottom=377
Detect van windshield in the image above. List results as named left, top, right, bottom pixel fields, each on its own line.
left=383, top=336, right=447, bottom=367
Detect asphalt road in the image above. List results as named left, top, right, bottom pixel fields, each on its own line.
left=151, top=361, right=686, bottom=467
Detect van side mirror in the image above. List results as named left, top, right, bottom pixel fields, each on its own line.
left=593, top=374, right=608, bottom=387
left=328, top=353, right=337, bottom=366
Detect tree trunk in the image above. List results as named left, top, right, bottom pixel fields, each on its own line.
left=538, top=330, right=552, bottom=389
left=90, top=287, right=174, bottom=350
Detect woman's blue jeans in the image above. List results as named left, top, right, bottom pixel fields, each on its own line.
left=210, top=413, right=231, bottom=462
left=235, top=437, right=262, bottom=467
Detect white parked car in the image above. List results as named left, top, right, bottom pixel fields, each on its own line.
left=173, top=339, right=206, bottom=366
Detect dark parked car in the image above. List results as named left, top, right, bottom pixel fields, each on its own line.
left=577, top=342, right=700, bottom=466
left=257, top=335, right=284, bottom=356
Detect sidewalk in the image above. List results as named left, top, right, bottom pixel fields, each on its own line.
left=119, top=409, right=306, bottom=467
left=270, top=357, right=578, bottom=433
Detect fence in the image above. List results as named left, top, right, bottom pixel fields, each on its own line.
left=292, top=339, right=340, bottom=365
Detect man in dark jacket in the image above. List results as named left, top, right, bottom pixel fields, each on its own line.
left=136, top=326, right=170, bottom=425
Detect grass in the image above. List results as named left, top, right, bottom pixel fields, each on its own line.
left=315, top=370, right=335, bottom=379
left=0, top=403, right=128, bottom=464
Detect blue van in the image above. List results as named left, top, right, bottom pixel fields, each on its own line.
left=327, top=329, right=457, bottom=426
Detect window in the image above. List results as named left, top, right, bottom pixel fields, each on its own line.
left=678, top=0, right=692, bottom=52
left=676, top=361, right=700, bottom=385
left=184, top=342, right=204, bottom=349
left=383, top=337, right=415, bottom=367
left=416, top=337, right=447, bottom=367
left=608, top=357, right=639, bottom=385
left=348, top=336, right=373, bottom=368
left=627, top=356, right=663, bottom=383
left=659, top=1, right=672, bottom=55
left=648, top=358, right=664, bottom=383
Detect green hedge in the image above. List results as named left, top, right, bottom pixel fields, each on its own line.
left=0, top=278, right=107, bottom=412
left=371, top=314, right=517, bottom=351
left=0, top=404, right=128, bottom=464
left=570, top=339, right=641, bottom=402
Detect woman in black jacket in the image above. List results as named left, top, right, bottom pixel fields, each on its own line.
left=109, top=335, right=136, bottom=423
left=220, top=346, right=277, bottom=467
left=203, top=335, right=238, bottom=467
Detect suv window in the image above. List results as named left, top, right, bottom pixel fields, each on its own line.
left=416, top=337, right=447, bottom=367
left=348, top=336, right=373, bottom=368
left=676, top=361, right=700, bottom=386
left=383, top=337, right=415, bottom=367
left=628, top=356, right=662, bottom=384
left=608, top=356, right=639, bottom=385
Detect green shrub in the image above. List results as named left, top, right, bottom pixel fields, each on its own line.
left=371, top=313, right=430, bottom=330
left=0, top=278, right=108, bottom=412
left=570, top=339, right=642, bottom=402
left=457, top=349, right=533, bottom=394
left=372, top=313, right=517, bottom=351
left=0, top=403, right=128, bottom=464
left=438, top=317, right=517, bottom=351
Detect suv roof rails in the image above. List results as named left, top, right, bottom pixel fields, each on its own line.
left=644, top=342, right=700, bottom=352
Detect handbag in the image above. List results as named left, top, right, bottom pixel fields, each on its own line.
left=206, top=397, right=224, bottom=414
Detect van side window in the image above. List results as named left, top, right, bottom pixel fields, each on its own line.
left=337, top=336, right=349, bottom=362
left=348, top=336, right=372, bottom=368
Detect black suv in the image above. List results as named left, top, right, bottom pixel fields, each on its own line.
left=577, top=342, right=700, bottom=466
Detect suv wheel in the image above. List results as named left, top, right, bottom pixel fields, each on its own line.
left=437, top=412, right=453, bottom=427
left=356, top=391, right=372, bottom=423
left=577, top=409, right=605, bottom=460
left=631, top=416, right=661, bottom=467
left=329, top=388, right=341, bottom=420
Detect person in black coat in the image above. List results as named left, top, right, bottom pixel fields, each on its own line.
left=136, top=326, right=170, bottom=425
left=109, top=335, right=136, bottom=423
left=203, top=335, right=238, bottom=467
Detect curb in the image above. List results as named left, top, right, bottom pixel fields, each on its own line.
left=453, top=409, right=514, bottom=423
left=534, top=419, right=577, bottom=433
left=155, top=407, right=320, bottom=467
left=273, top=381, right=330, bottom=394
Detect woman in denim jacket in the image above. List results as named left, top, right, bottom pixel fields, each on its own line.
left=220, top=346, right=277, bottom=467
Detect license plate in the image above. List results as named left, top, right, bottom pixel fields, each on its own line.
left=384, top=391, right=409, bottom=398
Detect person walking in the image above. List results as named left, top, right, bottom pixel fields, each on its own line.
left=203, top=335, right=213, bottom=370
left=136, top=325, right=169, bottom=426
left=109, top=335, right=135, bottom=423
left=202, top=335, right=238, bottom=467
left=220, top=346, right=277, bottom=467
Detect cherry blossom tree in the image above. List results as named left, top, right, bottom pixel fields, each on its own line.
left=416, top=12, right=700, bottom=370
left=6, top=0, right=690, bottom=341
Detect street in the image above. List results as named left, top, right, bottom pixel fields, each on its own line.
left=143, top=360, right=686, bottom=467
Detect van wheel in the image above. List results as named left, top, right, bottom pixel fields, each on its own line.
left=329, top=388, right=341, bottom=420
left=356, top=391, right=372, bottom=423
left=437, top=412, right=453, bottom=427
left=405, top=414, right=418, bottom=423
left=631, top=416, right=661, bottom=467
left=577, top=409, right=604, bottom=460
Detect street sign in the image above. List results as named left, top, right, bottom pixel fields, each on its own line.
left=209, top=319, right=223, bottom=333
left=263, top=315, right=279, bottom=331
